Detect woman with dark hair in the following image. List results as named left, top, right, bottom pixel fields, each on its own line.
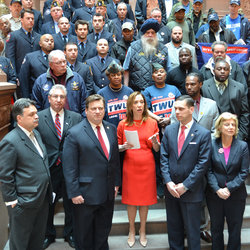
left=206, top=112, right=249, bottom=250
left=117, top=91, right=160, bottom=248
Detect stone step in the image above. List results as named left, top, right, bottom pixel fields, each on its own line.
left=55, top=183, right=250, bottom=214
left=5, top=228, right=249, bottom=250
left=53, top=204, right=250, bottom=238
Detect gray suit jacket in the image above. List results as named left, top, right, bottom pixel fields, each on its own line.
left=37, top=108, right=82, bottom=168
left=0, top=126, right=52, bottom=208
left=202, top=78, right=249, bottom=140
left=171, top=96, right=219, bottom=133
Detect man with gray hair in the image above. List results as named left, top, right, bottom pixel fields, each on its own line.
left=0, top=98, right=52, bottom=250
left=123, top=18, right=168, bottom=91
left=37, top=84, right=82, bottom=249
left=32, top=49, right=87, bottom=117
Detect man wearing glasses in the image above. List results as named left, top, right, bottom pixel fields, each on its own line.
left=32, top=49, right=87, bottom=117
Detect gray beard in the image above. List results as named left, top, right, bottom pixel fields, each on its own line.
left=141, top=36, right=158, bottom=57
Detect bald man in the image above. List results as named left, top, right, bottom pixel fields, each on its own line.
left=19, top=34, right=54, bottom=98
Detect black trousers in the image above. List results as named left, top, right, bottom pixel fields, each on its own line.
left=73, top=199, right=115, bottom=250
left=207, top=196, right=245, bottom=250
left=46, top=164, right=73, bottom=239
left=165, top=196, right=202, bottom=250
left=8, top=196, right=49, bottom=250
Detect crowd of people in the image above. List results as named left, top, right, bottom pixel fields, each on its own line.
left=0, top=0, right=249, bottom=250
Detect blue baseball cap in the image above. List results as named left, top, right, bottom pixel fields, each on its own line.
left=207, top=13, right=219, bottom=23
left=193, top=0, right=203, bottom=3
left=230, top=0, right=240, bottom=5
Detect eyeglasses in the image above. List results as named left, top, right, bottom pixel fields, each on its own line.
left=52, top=60, right=67, bottom=65
left=50, top=95, right=66, bottom=99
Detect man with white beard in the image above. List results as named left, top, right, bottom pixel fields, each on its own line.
left=123, top=18, right=168, bottom=91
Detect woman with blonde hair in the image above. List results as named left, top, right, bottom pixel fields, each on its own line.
left=206, top=112, right=249, bottom=250
left=117, top=91, right=160, bottom=247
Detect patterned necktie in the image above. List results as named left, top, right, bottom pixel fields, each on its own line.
left=80, top=42, right=85, bottom=52
left=70, top=64, right=74, bottom=71
left=96, top=126, right=109, bottom=159
left=55, top=113, right=61, bottom=141
left=55, top=114, right=62, bottom=165
left=101, top=58, right=105, bottom=65
left=218, top=83, right=225, bottom=95
left=178, top=125, right=186, bottom=156
left=27, top=32, right=31, bottom=40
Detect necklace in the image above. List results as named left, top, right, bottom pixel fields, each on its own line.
left=109, top=84, right=122, bottom=92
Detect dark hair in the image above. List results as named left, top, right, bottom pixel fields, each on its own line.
left=63, top=41, right=78, bottom=51
left=186, top=72, right=203, bottom=83
left=214, top=58, right=229, bottom=67
left=93, top=13, right=105, bottom=22
left=21, top=9, right=34, bottom=19
left=125, top=92, right=148, bottom=126
left=175, top=95, right=194, bottom=107
left=75, top=20, right=89, bottom=31
left=85, top=94, right=105, bottom=109
left=12, top=98, right=36, bottom=121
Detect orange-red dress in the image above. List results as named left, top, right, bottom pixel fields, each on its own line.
left=117, top=118, right=159, bottom=206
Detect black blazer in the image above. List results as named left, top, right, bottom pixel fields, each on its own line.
left=207, top=138, right=249, bottom=200
left=37, top=108, right=82, bottom=168
left=19, top=50, right=49, bottom=98
left=0, top=126, right=52, bottom=208
left=63, top=119, right=121, bottom=205
left=5, top=28, right=41, bottom=75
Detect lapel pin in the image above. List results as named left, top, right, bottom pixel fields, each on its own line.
left=191, top=133, right=194, bottom=137
left=107, top=126, right=109, bottom=129
left=218, top=148, right=224, bottom=154
left=66, top=122, right=69, bottom=125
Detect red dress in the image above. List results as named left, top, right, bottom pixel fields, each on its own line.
left=117, top=118, right=159, bottom=206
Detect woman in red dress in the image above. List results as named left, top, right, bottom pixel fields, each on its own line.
left=117, top=92, right=160, bottom=247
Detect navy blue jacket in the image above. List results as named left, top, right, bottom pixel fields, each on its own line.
left=41, top=21, right=75, bottom=35
left=52, top=33, right=75, bottom=50
left=70, top=36, right=97, bottom=62
left=5, top=28, right=41, bottom=75
left=27, top=8, right=43, bottom=34
left=0, top=56, right=17, bottom=84
left=87, top=30, right=115, bottom=48
left=32, top=67, right=87, bottom=117
left=68, top=0, right=85, bottom=12
left=71, top=6, right=96, bottom=23
left=107, top=2, right=135, bottom=22
left=19, top=50, right=49, bottom=98
left=86, top=55, right=119, bottom=92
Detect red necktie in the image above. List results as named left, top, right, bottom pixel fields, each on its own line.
left=55, top=113, right=62, bottom=165
left=96, top=126, right=109, bottom=159
left=178, top=125, right=186, bottom=156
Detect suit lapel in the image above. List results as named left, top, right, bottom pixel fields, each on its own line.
left=171, top=123, right=179, bottom=159
left=83, top=119, right=107, bottom=159
left=207, top=80, right=221, bottom=104
left=62, top=110, right=72, bottom=138
left=20, top=29, right=31, bottom=44
left=103, top=121, right=113, bottom=160
left=94, top=56, right=103, bottom=72
left=44, top=109, right=58, bottom=139
left=37, top=51, right=48, bottom=68
left=33, top=129, right=46, bottom=157
left=225, top=138, right=238, bottom=171
left=17, top=127, right=43, bottom=158
left=215, top=139, right=227, bottom=171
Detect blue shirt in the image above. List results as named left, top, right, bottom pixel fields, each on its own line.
left=98, top=85, right=134, bottom=127
left=142, top=84, right=181, bottom=118
left=225, top=15, right=241, bottom=40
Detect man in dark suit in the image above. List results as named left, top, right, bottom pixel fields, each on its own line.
left=71, top=20, right=97, bottom=63
left=19, top=34, right=54, bottom=98
left=87, top=13, right=115, bottom=48
left=63, top=94, right=121, bottom=250
left=37, top=84, right=82, bottom=249
left=68, top=0, right=85, bottom=12
left=71, top=0, right=96, bottom=23
left=52, top=17, right=75, bottom=50
left=64, top=42, right=96, bottom=95
left=22, top=0, right=43, bottom=34
left=5, top=9, right=41, bottom=76
left=161, top=95, right=211, bottom=250
left=107, top=0, right=135, bottom=21
left=86, top=38, right=119, bottom=92
left=0, top=98, right=52, bottom=250
left=112, top=2, right=136, bottom=41
left=202, top=59, right=249, bottom=141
